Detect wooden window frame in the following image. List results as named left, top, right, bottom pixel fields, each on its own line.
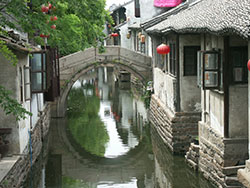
left=229, top=46, right=248, bottom=84
left=184, top=46, right=200, bottom=76
left=135, top=0, right=140, bottom=18
left=202, top=50, right=221, bottom=90
left=30, top=51, right=48, bottom=93
left=24, top=66, right=31, bottom=100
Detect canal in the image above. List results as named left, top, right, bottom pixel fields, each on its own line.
left=23, top=67, right=214, bottom=188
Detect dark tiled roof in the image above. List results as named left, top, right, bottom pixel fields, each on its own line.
left=146, top=0, right=250, bottom=39
left=0, top=33, right=42, bottom=53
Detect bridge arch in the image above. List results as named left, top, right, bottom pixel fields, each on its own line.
left=56, top=46, right=152, bottom=117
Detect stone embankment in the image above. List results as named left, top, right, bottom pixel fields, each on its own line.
left=0, top=104, right=51, bottom=188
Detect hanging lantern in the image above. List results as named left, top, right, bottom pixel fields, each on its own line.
left=156, top=44, right=170, bottom=55
left=141, top=35, right=146, bottom=43
left=50, top=16, right=58, bottom=21
left=41, top=5, right=49, bottom=13
left=40, top=33, right=45, bottom=38
left=48, top=3, right=52, bottom=9
left=51, top=24, right=56, bottom=29
left=247, top=59, right=250, bottom=71
left=111, top=33, right=119, bottom=37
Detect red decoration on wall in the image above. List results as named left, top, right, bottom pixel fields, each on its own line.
left=156, top=44, right=170, bottom=55
left=111, top=33, right=119, bottom=37
left=247, top=59, right=250, bottom=71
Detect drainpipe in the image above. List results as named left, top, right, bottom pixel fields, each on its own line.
left=176, top=34, right=180, bottom=112
left=223, top=36, right=229, bottom=138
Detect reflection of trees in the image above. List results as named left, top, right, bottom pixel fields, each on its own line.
left=67, top=87, right=109, bottom=157
left=62, top=176, right=91, bottom=188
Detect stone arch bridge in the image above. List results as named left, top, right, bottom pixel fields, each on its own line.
left=55, top=46, right=152, bottom=117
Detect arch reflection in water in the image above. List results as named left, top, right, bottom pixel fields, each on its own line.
left=68, top=67, right=142, bottom=158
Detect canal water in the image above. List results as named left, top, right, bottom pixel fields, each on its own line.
left=23, top=67, right=214, bottom=188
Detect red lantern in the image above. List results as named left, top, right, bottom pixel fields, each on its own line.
left=111, top=33, right=119, bottom=37
left=50, top=16, right=58, bottom=21
left=40, top=33, right=49, bottom=38
left=156, top=44, right=170, bottom=55
left=40, top=33, right=45, bottom=38
left=41, top=5, right=48, bottom=13
left=247, top=59, right=250, bottom=71
left=51, top=24, right=56, bottom=29
left=48, top=3, right=52, bottom=9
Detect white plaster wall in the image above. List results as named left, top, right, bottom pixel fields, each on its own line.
left=139, top=0, right=165, bottom=22
left=228, top=36, right=248, bottom=138
left=209, top=91, right=224, bottom=135
left=154, top=68, right=176, bottom=112
left=201, top=34, right=248, bottom=137
left=0, top=51, right=31, bottom=153
left=17, top=58, right=31, bottom=153
left=31, top=93, right=44, bottom=129
left=229, top=85, right=248, bottom=138
left=179, top=35, right=201, bottom=112
left=118, top=0, right=163, bottom=53
left=148, top=35, right=153, bottom=57
left=201, top=35, right=224, bottom=136
left=120, top=23, right=133, bottom=49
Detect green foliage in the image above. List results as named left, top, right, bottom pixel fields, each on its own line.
left=67, top=86, right=109, bottom=157
left=0, top=0, right=111, bottom=56
left=0, top=40, right=18, bottom=66
left=0, top=86, right=32, bottom=121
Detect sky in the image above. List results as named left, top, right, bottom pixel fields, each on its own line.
left=105, top=0, right=131, bottom=9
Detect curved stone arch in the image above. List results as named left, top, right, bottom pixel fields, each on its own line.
left=57, top=60, right=149, bottom=117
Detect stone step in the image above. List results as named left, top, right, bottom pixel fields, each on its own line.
left=223, top=165, right=245, bottom=176
left=225, top=176, right=243, bottom=187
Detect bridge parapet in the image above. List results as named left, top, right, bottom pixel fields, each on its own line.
left=56, top=46, right=152, bottom=117
left=60, top=46, right=152, bottom=86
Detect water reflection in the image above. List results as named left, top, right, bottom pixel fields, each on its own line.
left=69, top=67, right=141, bottom=158
left=23, top=67, right=214, bottom=188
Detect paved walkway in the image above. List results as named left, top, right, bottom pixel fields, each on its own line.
left=0, top=156, right=19, bottom=183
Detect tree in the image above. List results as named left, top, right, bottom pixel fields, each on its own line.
left=0, top=0, right=111, bottom=120
left=0, top=0, right=112, bottom=56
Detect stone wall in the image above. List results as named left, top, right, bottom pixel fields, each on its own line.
left=185, top=143, right=200, bottom=171
left=150, top=94, right=200, bottom=154
left=0, top=103, right=51, bottom=188
left=199, top=121, right=247, bottom=187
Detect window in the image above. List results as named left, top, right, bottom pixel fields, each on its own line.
left=30, top=52, right=47, bottom=93
left=169, top=43, right=177, bottom=76
left=197, top=50, right=221, bottom=89
left=230, top=47, right=248, bottom=83
left=184, top=46, right=200, bottom=76
left=135, top=0, right=140, bottom=17
left=24, top=66, right=31, bottom=100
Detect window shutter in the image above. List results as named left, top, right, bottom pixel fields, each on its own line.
left=202, top=50, right=221, bottom=89
left=30, top=52, right=47, bottom=93
left=197, top=51, right=203, bottom=88
left=24, top=66, right=31, bottom=100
